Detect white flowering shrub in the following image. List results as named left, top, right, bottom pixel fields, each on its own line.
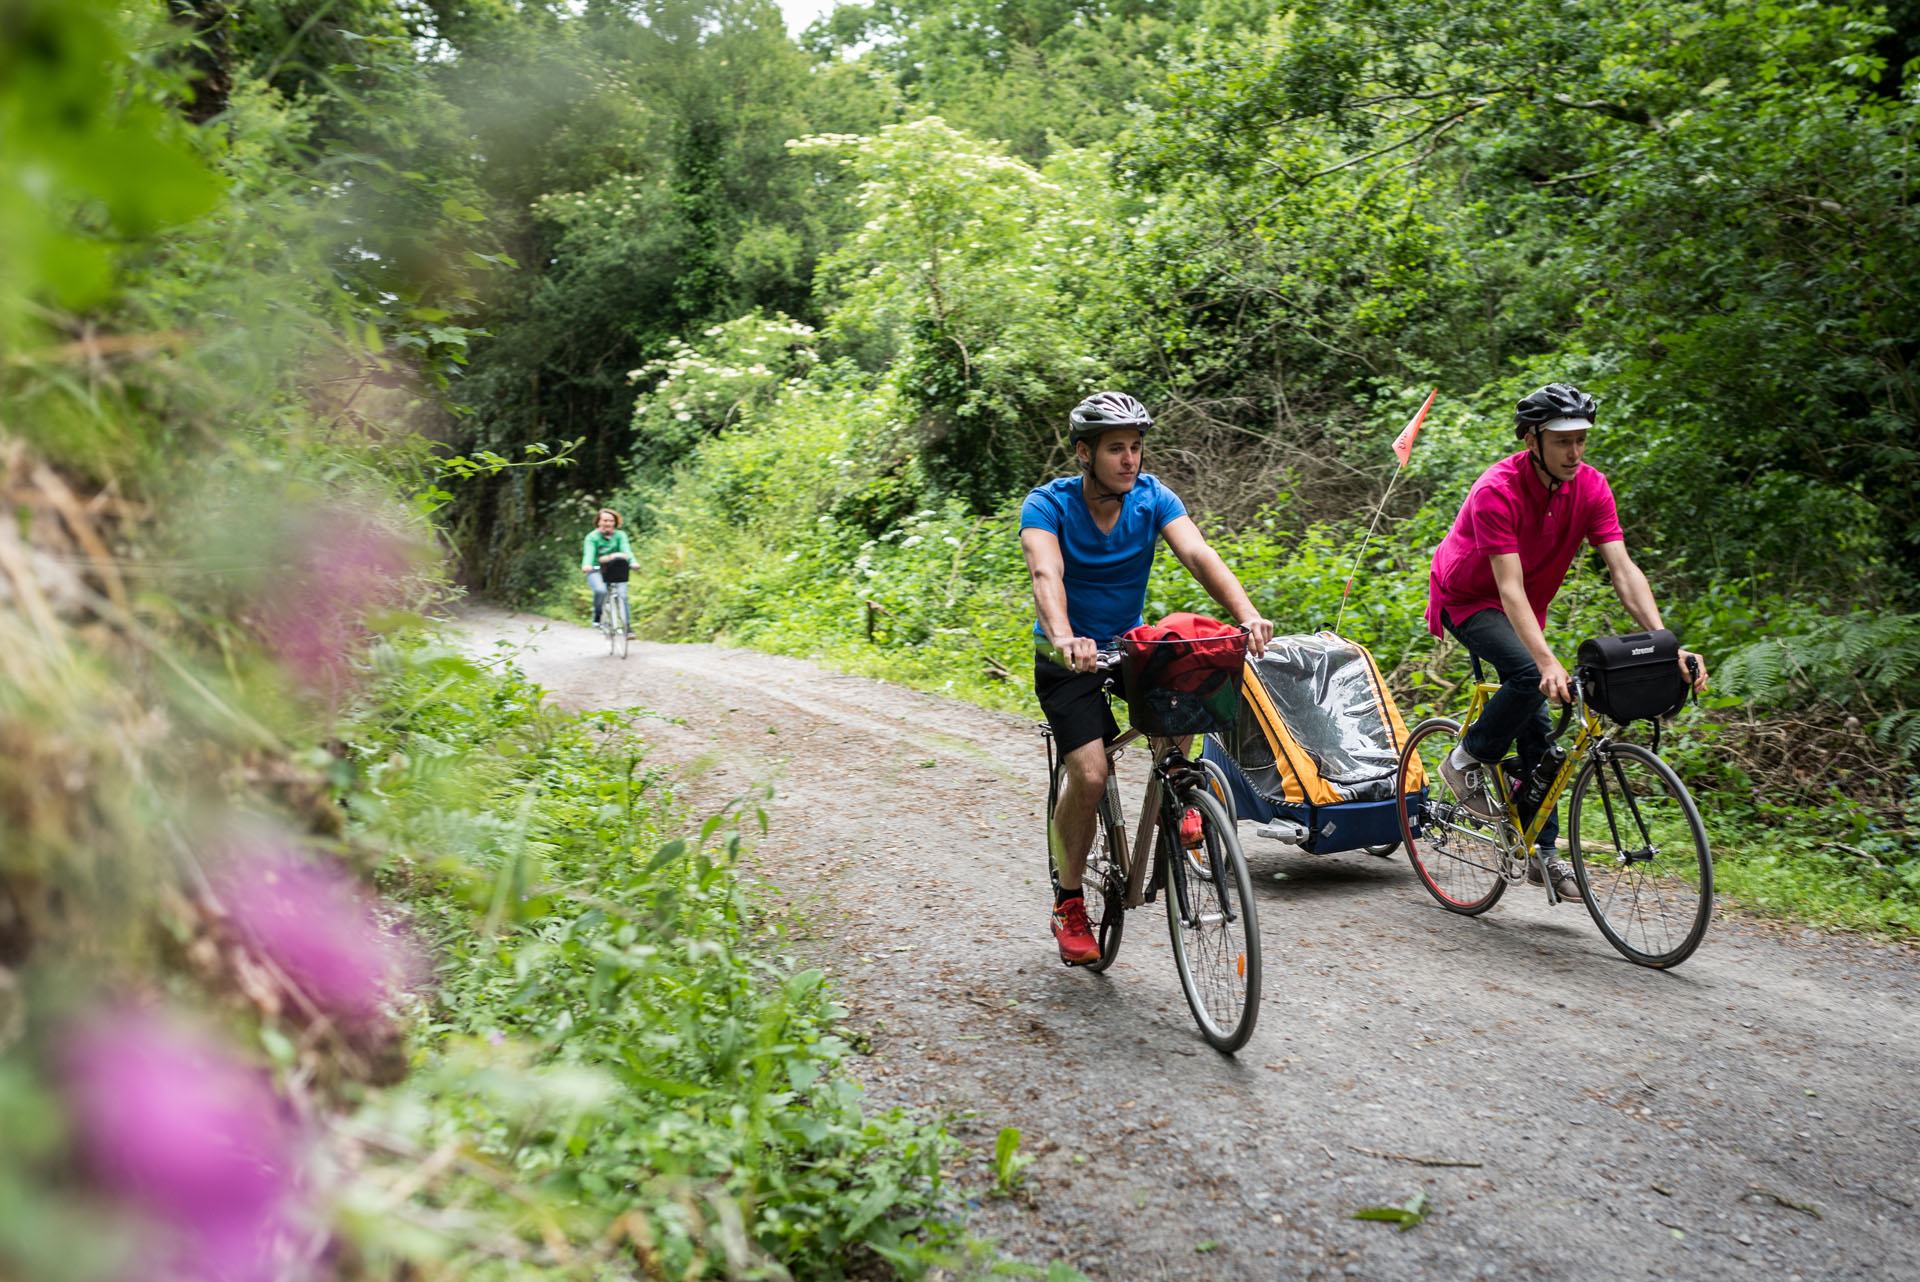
left=626, top=312, right=820, bottom=475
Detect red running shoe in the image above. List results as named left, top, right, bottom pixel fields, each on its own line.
left=1179, top=807, right=1204, bottom=847
left=1050, top=896, right=1101, bottom=966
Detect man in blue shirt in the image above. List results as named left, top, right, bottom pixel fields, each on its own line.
left=1020, top=391, right=1274, bottom=965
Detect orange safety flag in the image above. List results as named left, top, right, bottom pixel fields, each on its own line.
left=1392, top=388, right=1438, bottom=467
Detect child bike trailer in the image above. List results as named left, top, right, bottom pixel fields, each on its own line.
left=1201, top=632, right=1426, bottom=855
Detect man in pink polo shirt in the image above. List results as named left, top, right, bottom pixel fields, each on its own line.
left=1425, top=383, right=1709, bottom=897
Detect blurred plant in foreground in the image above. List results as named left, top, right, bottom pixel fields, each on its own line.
left=63, top=1011, right=307, bottom=1282
left=216, top=833, right=422, bottom=1027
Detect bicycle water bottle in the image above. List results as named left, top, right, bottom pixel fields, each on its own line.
left=1520, top=744, right=1567, bottom=814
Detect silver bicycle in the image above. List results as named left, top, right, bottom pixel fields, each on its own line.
left=599, top=558, right=630, bottom=659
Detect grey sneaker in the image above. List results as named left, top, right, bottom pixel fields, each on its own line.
left=1438, top=750, right=1499, bottom=820
left=1527, top=853, right=1581, bottom=900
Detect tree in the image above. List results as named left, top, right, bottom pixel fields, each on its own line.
left=1119, top=0, right=1920, bottom=593
left=796, top=118, right=1111, bottom=507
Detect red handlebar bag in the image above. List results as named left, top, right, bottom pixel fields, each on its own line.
left=1117, top=612, right=1248, bottom=736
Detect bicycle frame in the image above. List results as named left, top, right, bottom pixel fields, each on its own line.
left=1456, top=679, right=1603, bottom=864
left=1042, top=725, right=1216, bottom=916
left=602, top=582, right=630, bottom=631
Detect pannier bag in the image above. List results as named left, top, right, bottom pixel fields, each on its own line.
left=1201, top=632, right=1425, bottom=854
left=1575, top=629, right=1688, bottom=725
left=1117, top=612, right=1249, bottom=737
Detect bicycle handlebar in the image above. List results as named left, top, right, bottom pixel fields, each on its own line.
left=1548, top=674, right=1584, bottom=744
left=1550, top=655, right=1699, bottom=744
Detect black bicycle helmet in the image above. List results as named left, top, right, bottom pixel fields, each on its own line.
left=1068, top=391, right=1153, bottom=444
left=1513, top=382, right=1597, bottom=441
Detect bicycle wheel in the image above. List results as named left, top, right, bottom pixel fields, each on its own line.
left=602, top=604, right=616, bottom=654
left=1049, top=761, right=1126, bottom=972
left=1397, top=717, right=1507, bottom=915
left=614, top=591, right=630, bottom=660
left=1199, top=749, right=1237, bottom=826
left=1165, top=788, right=1260, bottom=1053
left=1568, top=742, right=1712, bottom=968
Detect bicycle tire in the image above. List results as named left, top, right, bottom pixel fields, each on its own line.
left=615, top=592, right=630, bottom=660
left=602, top=604, right=617, bottom=655
left=1165, top=788, right=1260, bottom=1053
left=1199, top=750, right=1237, bottom=827
left=1049, top=760, right=1125, bottom=972
left=1568, top=741, right=1713, bottom=968
left=1397, top=717, right=1507, bottom=915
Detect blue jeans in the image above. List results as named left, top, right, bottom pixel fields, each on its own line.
left=1443, top=606, right=1558, bottom=852
left=586, top=569, right=606, bottom=624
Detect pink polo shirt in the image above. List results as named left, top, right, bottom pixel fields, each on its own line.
left=1425, top=451, right=1624, bottom=636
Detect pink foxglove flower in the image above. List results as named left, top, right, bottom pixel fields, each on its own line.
left=258, top=506, right=417, bottom=697
left=64, top=1011, right=302, bottom=1282
left=221, top=842, right=415, bottom=1023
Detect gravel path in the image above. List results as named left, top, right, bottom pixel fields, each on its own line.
left=461, top=608, right=1920, bottom=1281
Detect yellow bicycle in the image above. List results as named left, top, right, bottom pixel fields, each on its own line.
left=1394, top=665, right=1712, bottom=968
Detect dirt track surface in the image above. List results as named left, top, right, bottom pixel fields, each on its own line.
left=462, top=608, right=1920, bottom=1281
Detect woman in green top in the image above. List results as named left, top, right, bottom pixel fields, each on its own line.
left=581, top=508, right=633, bottom=626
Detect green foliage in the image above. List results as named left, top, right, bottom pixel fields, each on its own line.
left=339, top=643, right=959, bottom=1277
left=1126, top=0, right=1920, bottom=598
left=988, top=1126, right=1036, bottom=1197
left=0, top=1, right=219, bottom=341
left=1353, top=1189, right=1431, bottom=1231
left=621, top=356, right=1039, bottom=707
left=1715, top=610, right=1920, bottom=761
left=795, top=120, right=1113, bottom=508
left=808, top=0, right=1218, bottom=160
left=625, top=311, right=821, bottom=495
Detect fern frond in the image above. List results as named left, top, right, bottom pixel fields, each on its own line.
left=1721, top=637, right=1791, bottom=703
left=1834, top=611, right=1888, bottom=669
left=1858, top=614, right=1920, bottom=689
left=1876, top=708, right=1920, bottom=763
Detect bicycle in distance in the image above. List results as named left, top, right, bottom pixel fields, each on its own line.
left=1394, top=642, right=1712, bottom=968
left=1040, top=628, right=1263, bottom=1053
left=599, top=553, right=631, bottom=659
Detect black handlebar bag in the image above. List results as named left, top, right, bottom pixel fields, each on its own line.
left=599, top=557, right=630, bottom=585
left=1575, top=629, right=1688, bottom=725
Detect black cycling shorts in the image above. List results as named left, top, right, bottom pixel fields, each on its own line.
left=1035, top=652, right=1120, bottom=756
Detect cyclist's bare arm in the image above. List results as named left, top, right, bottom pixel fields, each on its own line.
left=1489, top=553, right=1571, bottom=702
left=1020, top=528, right=1098, bottom=671
left=1160, top=516, right=1274, bottom=655
left=1596, top=540, right=1708, bottom=692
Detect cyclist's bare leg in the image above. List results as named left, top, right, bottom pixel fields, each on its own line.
left=1050, top=737, right=1110, bottom=891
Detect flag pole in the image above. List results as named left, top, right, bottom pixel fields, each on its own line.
left=1333, top=389, right=1436, bottom=636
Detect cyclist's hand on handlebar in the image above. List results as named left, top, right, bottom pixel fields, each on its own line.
left=1679, top=649, right=1709, bottom=694
left=1537, top=658, right=1573, bottom=705
left=1240, top=615, right=1274, bottom=657
left=1051, top=635, right=1099, bottom=673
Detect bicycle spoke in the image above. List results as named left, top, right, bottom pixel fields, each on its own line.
left=1165, top=789, right=1259, bottom=1053
left=1398, top=718, right=1507, bottom=915
left=1571, top=743, right=1712, bottom=968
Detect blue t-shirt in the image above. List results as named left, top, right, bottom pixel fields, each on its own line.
left=1019, top=473, right=1187, bottom=643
